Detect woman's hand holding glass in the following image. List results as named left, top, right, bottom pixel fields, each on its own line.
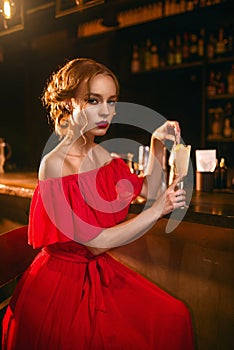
left=152, top=176, right=186, bottom=217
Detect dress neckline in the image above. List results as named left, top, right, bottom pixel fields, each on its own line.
left=38, top=157, right=120, bottom=183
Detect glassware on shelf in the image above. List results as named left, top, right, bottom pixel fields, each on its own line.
left=138, top=145, right=149, bottom=175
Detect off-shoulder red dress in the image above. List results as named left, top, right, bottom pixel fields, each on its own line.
left=2, top=158, right=194, bottom=350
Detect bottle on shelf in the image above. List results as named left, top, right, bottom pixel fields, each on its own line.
left=199, top=0, right=207, bottom=8
left=175, top=34, right=182, bottom=65
left=167, top=38, right=175, bottom=66
left=130, top=44, right=141, bottom=73
left=159, top=42, right=167, bottom=68
left=189, top=33, right=198, bottom=61
left=211, top=108, right=223, bottom=138
left=215, top=28, right=226, bottom=57
left=186, top=0, right=194, bottom=12
left=224, top=102, right=234, bottom=137
left=151, top=44, right=159, bottom=69
left=223, top=116, right=233, bottom=138
left=219, top=157, right=228, bottom=189
left=198, top=28, right=205, bottom=58
left=215, top=71, right=226, bottom=95
left=207, top=71, right=217, bottom=97
left=227, top=64, right=234, bottom=95
left=214, top=158, right=221, bottom=189
left=227, top=33, right=233, bottom=55
left=144, top=39, right=152, bottom=71
left=206, top=34, right=216, bottom=60
left=182, top=32, right=190, bottom=63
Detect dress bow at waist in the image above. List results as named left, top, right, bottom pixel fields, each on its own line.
left=43, top=242, right=115, bottom=318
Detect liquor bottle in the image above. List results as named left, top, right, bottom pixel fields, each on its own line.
left=159, top=42, right=167, bottom=68
left=214, top=159, right=221, bottom=189
left=223, top=117, right=232, bottom=138
left=215, top=28, right=226, bottom=56
left=144, top=39, right=152, bottom=71
left=151, top=44, right=159, bottom=69
left=175, top=35, right=182, bottom=65
left=224, top=102, right=233, bottom=137
left=167, top=38, right=175, bottom=66
left=198, top=28, right=205, bottom=58
left=189, top=33, right=198, bottom=61
left=199, top=0, right=206, bottom=7
left=207, top=34, right=216, bottom=60
left=207, top=71, right=217, bottom=97
left=227, top=64, right=234, bottom=95
left=211, top=108, right=223, bottom=138
left=182, top=32, right=190, bottom=62
left=219, top=158, right=228, bottom=189
left=186, top=0, right=194, bottom=11
left=215, top=71, right=225, bottom=95
left=130, top=45, right=141, bottom=73
left=227, top=33, right=233, bottom=54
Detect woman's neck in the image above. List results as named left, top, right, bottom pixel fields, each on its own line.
left=63, top=132, right=95, bottom=157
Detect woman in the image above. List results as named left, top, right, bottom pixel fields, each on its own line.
left=2, top=58, right=194, bottom=349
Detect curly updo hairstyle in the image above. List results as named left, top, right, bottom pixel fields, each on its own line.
left=42, top=58, right=119, bottom=136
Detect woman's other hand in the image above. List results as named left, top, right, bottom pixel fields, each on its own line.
left=152, top=121, right=181, bottom=144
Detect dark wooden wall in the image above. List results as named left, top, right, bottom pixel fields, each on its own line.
left=0, top=3, right=204, bottom=171
left=0, top=1, right=233, bottom=170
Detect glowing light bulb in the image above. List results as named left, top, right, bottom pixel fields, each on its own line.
left=2, top=1, right=15, bottom=20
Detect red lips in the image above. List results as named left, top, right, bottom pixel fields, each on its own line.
left=96, top=121, right=109, bottom=128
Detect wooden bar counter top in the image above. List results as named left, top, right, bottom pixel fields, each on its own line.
left=0, top=171, right=233, bottom=227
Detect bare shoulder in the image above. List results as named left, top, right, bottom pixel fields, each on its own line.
left=38, top=150, right=64, bottom=180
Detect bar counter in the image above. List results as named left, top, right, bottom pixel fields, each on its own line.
left=0, top=171, right=233, bottom=228
left=0, top=172, right=234, bottom=350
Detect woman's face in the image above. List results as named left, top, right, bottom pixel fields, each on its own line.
left=72, top=74, right=117, bottom=138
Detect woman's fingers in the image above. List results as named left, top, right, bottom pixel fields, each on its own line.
left=168, top=189, right=186, bottom=209
left=153, top=120, right=181, bottom=143
left=168, top=175, right=182, bottom=190
left=165, top=176, right=186, bottom=211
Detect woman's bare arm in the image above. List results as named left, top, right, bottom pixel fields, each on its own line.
left=86, top=176, right=185, bottom=255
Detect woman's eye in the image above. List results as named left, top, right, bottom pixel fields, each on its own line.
left=108, top=100, right=116, bottom=106
left=87, top=98, right=98, bottom=105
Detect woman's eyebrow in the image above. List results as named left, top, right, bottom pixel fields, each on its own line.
left=89, top=92, right=117, bottom=99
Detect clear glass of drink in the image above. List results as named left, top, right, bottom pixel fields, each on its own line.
left=173, top=144, right=191, bottom=190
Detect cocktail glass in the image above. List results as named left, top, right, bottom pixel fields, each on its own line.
left=173, top=144, right=191, bottom=190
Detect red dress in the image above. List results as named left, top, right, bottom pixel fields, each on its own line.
left=2, top=158, right=194, bottom=350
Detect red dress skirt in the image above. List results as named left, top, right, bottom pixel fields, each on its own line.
left=2, top=158, right=194, bottom=349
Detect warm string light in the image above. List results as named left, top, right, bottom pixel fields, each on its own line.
left=0, top=0, right=15, bottom=29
